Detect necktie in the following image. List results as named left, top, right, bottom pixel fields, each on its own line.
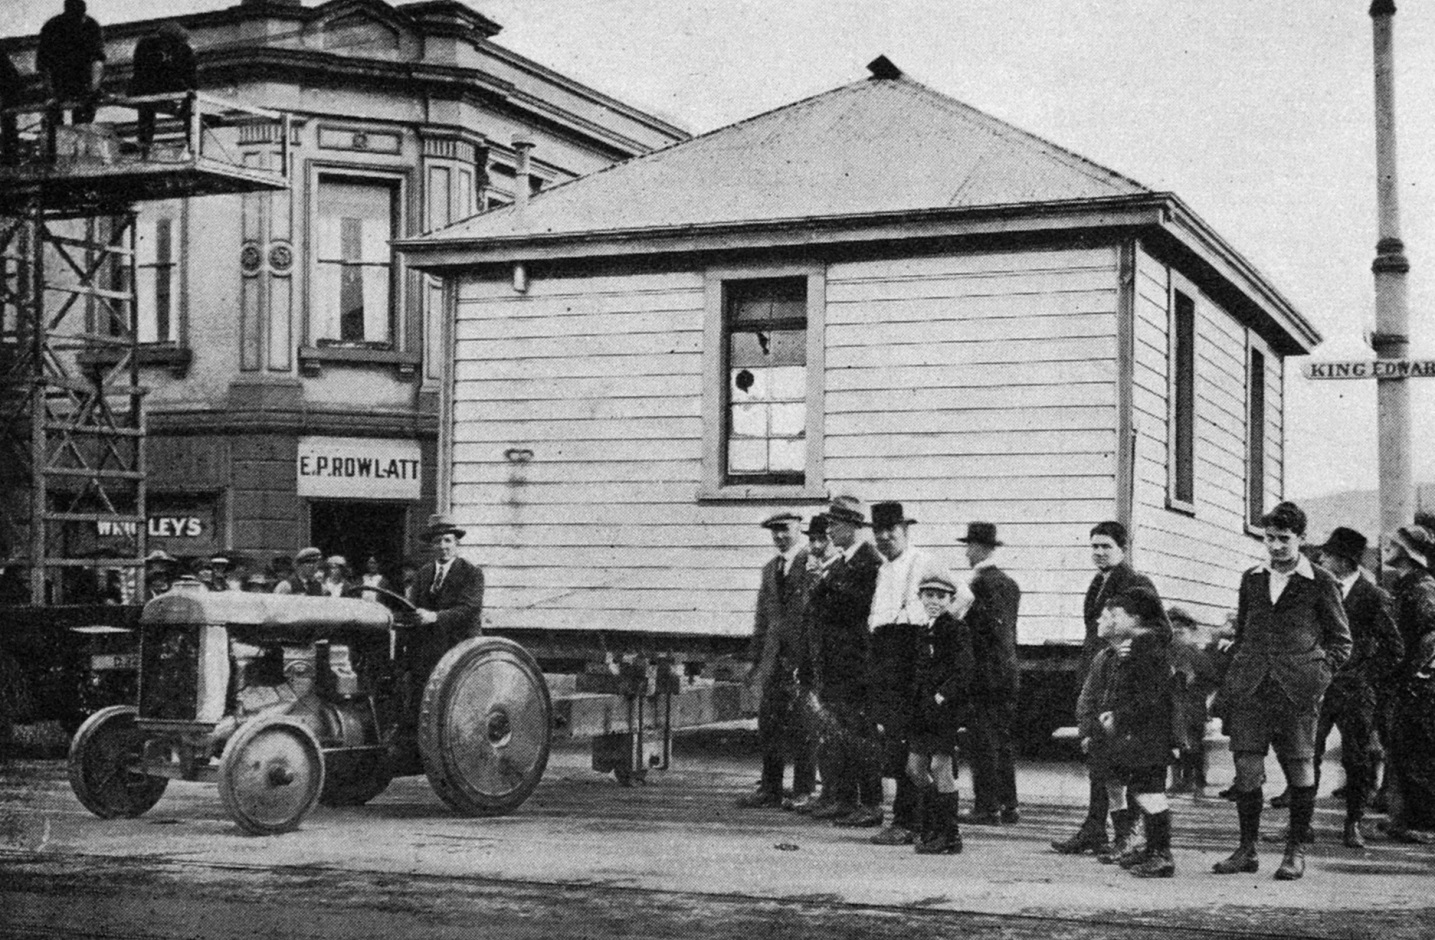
left=433, top=563, right=447, bottom=594
left=776, top=559, right=787, bottom=595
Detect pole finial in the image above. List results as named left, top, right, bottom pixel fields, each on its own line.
left=1370, top=0, right=1396, bottom=17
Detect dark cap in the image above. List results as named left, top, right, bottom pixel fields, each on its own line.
left=804, top=514, right=829, bottom=537
left=957, top=522, right=1002, bottom=547
left=295, top=546, right=323, bottom=564
left=1106, top=587, right=1165, bottom=625
left=871, top=501, right=915, bottom=529
left=1319, top=527, right=1368, bottom=565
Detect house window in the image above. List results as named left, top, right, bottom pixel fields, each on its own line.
left=1248, top=345, right=1267, bottom=526
left=315, top=177, right=396, bottom=347
left=701, top=266, right=825, bottom=499
left=136, top=217, right=176, bottom=343
left=1168, top=289, right=1196, bottom=510
left=725, top=278, right=807, bottom=483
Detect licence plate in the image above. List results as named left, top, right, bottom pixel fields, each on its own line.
left=91, top=653, right=140, bottom=671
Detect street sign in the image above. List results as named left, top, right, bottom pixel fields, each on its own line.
left=1302, top=358, right=1435, bottom=379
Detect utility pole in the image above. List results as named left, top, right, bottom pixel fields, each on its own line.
left=1370, top=0, right=1412, bottom=541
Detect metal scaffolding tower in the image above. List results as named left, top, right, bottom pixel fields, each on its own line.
left=0, top=92, right=288, bottom=605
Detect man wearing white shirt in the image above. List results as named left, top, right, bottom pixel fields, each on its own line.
left=866, top=501, right=935, bottom=846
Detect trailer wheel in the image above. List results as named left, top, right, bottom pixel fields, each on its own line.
left=218, top=716, right=325, bottom=835
left=419, top=637, right=551, bottom=816
left=68, top=705, right=167, bottom=818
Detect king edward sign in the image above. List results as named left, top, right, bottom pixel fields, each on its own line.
left=297, top=436, right=422, bottom=500
left=1302, top=358, right=1435, bottom=380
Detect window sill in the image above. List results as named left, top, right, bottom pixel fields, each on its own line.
left=1165, top=496, right=1196, bottom=518
left=1244, top=521, right=1265, bottom=540
left=298, top=345, right=422, bottom=380
left=77, top=344, right=192, bottom=379
left=697, top=482, right=827, bottom=503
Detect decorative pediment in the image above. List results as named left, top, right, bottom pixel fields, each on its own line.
left=322, top=11, right=401, bottom=51
left=306, top=0, right=415, bottom=58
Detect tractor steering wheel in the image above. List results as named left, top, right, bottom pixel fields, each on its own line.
left=342, top=584, right=418, bottom=614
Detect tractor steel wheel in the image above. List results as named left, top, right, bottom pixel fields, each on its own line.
left=218, top=716, right=325, bottom=835
left=68, top=705, right=168, bottom=819
left=419, top=637, right=551, bottom=816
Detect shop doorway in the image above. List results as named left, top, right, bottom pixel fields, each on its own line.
left=308, top=500, right=408, bottom=586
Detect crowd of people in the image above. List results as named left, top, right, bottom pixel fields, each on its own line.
left=142, top=548, right=410, bottom=602
left=737, top=494, right=1435, bottom=881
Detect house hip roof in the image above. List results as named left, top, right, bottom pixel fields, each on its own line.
left=400, top=64, right=1320, bottom=353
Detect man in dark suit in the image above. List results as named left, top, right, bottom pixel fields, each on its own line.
left=411, top=512, right=485, bottom=683
left=959, top=521, right=1022, bottom=825
left=737, top=511, right=813, bottom=808
left=1213, top=502, right=1351, bottom=881
left=1053, top=520, right=1166, bottom=854
left=808, top=495, right=884, bottom=826
left=1306, top=527, right=1399, bottom=848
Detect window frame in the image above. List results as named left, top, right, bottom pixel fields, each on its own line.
left=1166, top=278, right=1197, bottom=515
left=308, top=167, right=406, bottom=351
left=1245, top=333, right=1274, bottom=533
left=700, top=262, right=826, bottom=501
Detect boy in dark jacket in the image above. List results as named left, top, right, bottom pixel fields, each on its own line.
left=904, top=569, right=979, bottom=854
left=1097, top=588, right=1177, bottom=877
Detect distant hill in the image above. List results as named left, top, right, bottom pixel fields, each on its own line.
left=1298, top=483, right=1435, bottom=542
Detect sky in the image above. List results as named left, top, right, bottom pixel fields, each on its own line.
left=9, top=0, right=1434, bottom=499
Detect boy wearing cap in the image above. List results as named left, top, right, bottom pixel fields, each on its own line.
left=906, top=569, right=980, bottom=854
left=1306, top=526, right=1400, bottom=847
left=809, top=496, right=884, bottom=825
left=1096, top=588, right=1178, bottom=878
left=1214, top=501, right=1351, bottom=881
left=959, top=522, right=1021, bottom=826
left=866, top=501, right=933, bottom=845
left=1053, top=521, right=1167, bottom=855
left=738, top=511, right=814, bottom=809
left=1380, top=523, right=1435, bottom=842
left=275, top=547, right=326, bottom=596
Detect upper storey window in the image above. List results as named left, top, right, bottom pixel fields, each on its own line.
left=315, top=176, right=396, bottom=347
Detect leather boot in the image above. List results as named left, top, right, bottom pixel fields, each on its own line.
left=913, top=786, right=934, bottom=847
left=1051, top=817, right=1109, bottom=855
left=1275, top=786, right=1315, bottom=880
left=1274, top=838, right=1306, bottom=880
left=1213, top=788, right=1262, bottom=874
left=1097, top=810, right=1135, bottom=864
left=1344, top=770, right=1368, bottom=849
left=1343, top=820, right=1366, bottom=849
left=1131, top=811, right=1176, bottom=878
left=916, top=792, right=962, bottom=854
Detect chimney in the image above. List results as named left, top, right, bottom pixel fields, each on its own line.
left=867, top=55, right=903, bottom=80
left=511, top=134, right=535, bottom=222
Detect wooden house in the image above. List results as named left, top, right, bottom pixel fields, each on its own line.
left=400, top=58, right=1318, bottom=727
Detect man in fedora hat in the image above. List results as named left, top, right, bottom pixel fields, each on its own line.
left=144, top=549, right=177, bottom=600
left=274, top=547, right=326, bottom=596
left=1213, top=501, right=1350, bottom=881
left=738, top=511, right=815, bottom=809
left=865, top=500, right=938, bottom=846
left=411, top=513, right=485, bottom=680
left=959, top=522, right=1022, bottom=826
left=808, top=495, right=885, bottom=825
left=1298, top=525, right=1400, bottom=848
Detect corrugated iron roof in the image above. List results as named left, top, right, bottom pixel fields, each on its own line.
left=420, top=72, right=1152, bottom=243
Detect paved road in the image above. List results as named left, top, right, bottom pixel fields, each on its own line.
left=2, top=742, right=1433, bottom=939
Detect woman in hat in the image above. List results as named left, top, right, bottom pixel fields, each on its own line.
left=1381, top=524, right=1435, bottom=842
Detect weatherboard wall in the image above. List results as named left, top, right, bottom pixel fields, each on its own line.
left=1127, top=244, right=1279, bottom=628
left=448, top=245, right=1124, bottom=640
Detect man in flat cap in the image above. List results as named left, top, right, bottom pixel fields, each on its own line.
left=960, top=522, right=1022, bottom=826
left=808, top=495, right=884, bottom=825
left=274, top=546, right=326, bottom=596
left=738, top=510, right=814, bottom=808
left=1302, top=526, right=1399, bottom=847
left=411, top=513, right=485, bottom=680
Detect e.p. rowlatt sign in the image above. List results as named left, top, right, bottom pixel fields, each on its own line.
left=1302, top=359, right=1435, bottom=380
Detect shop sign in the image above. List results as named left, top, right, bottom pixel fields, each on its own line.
left=297, top=436, right=422, bottom=499
left=96, top=514, right=210, bottom=540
